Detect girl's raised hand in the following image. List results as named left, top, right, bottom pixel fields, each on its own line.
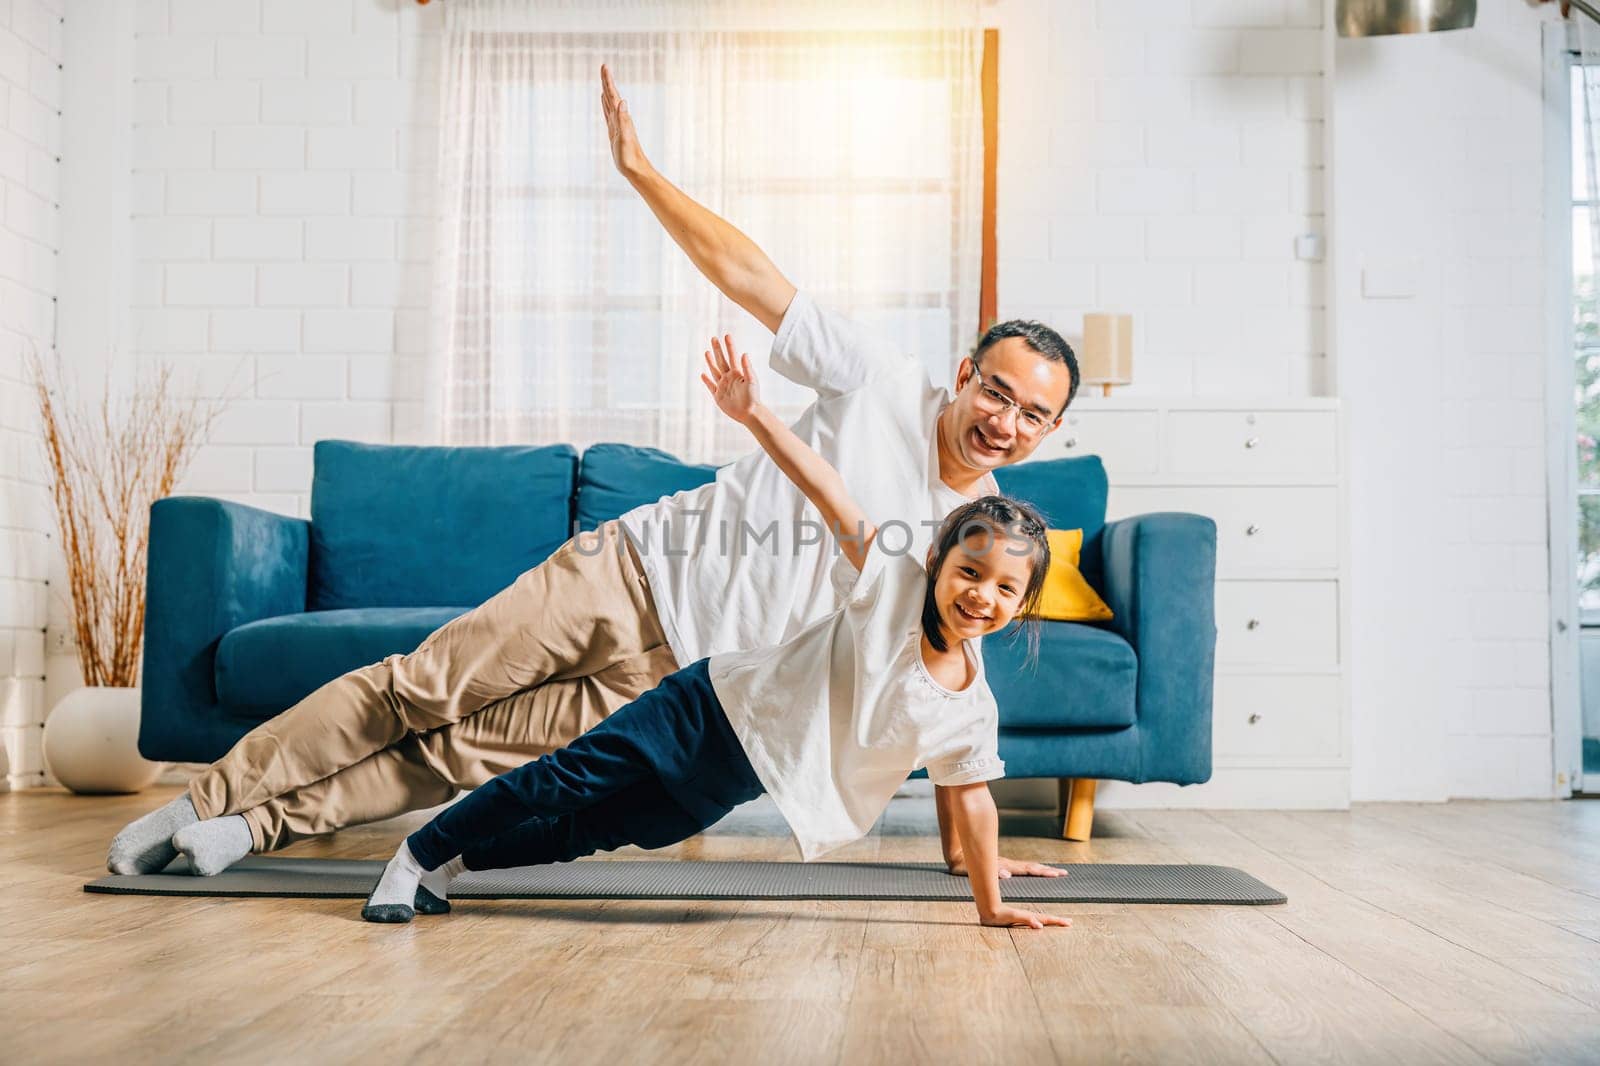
left=700, top=333, right=761, bottom=424
left=980, top=905, right=1072, bottom=930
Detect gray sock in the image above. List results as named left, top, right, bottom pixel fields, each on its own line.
left=171, top=815, right=253, bottom=876
left=107, top=793, right=199, bottom=875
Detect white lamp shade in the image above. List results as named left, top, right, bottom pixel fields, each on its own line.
left=1080, top=313, right=1133, bottom=387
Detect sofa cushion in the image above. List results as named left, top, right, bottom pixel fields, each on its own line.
left=993, top=454, right=1110, bottom=588
left=1038, top=528, right=1113, bottom=622
left=215, top=606, right=469, bottom=713
left=308, top=440, right=578, bottom=610
left=576, top=442, right=719, bottom=531
left=985, top=620, right=1137, bottom=730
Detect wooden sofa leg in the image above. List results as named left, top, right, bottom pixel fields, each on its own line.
left=1060, top=778, right=1097, bottom=842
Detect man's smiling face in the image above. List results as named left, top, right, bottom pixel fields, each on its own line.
left=944, top=337, right=1075, bottom=473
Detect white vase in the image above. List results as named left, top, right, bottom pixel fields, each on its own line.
left=43, top=686, right=163, bottom=794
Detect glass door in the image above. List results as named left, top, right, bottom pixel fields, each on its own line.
left=1572, top=64, right=1600, bottom=792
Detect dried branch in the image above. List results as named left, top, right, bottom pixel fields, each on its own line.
left=26, top=352, right=231, bottom=688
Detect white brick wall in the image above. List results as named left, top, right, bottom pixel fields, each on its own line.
left=990, top=0, right=1327, bottom=398
left=1442, top=5, right=1559, bottom=799
left=123, top=0, right=1337, bottom=780
left=0, top=0, right=61, bottom=788
left=1337, top=1, right=1558, bottom=800
left=130, top=0, right=440, bottom=519
left=103, top=0, right=1558, bottom=803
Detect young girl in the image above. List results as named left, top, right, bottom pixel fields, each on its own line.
left=361, top=345, right=1071, bottom=931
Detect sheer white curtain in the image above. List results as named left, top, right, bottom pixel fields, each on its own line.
left=427, top=0, right=983, bottom=461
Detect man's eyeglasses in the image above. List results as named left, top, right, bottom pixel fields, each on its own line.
left=969, top=367, right=1054, bottom=437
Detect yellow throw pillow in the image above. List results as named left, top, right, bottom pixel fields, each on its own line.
left=1036, top=528, right=1113, bottom=622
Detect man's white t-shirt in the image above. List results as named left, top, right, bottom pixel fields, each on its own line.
left=709, top=539, right=1006, bottom=860
left=618, top=291, right=999, bottom=666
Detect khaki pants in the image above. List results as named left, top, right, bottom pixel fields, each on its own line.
left=186, top=520, right=678, bottom=851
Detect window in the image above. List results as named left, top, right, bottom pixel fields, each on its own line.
left=434, top=20, right=989, bottom=460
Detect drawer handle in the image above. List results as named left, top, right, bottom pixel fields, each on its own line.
left=1063, top=437, right=1078, bottom=449
left=1246, top=618, right=1261, bottom=630
left=1244, top=436, right=1261, bottom=449
left=1247, top=713, right=1261, bottom=725
left=1245, top=524, right=1262, bottom=536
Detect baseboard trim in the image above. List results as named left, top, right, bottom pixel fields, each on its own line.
left=1094, top=767, right=1351, bottom=810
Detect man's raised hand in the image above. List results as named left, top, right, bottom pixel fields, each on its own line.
left=700, top=334, right=760, bottom=424
left=600, top=63, right=648, bottom=178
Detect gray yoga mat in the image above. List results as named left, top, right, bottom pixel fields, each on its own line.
left=85, top=857, right=1285, bottom=905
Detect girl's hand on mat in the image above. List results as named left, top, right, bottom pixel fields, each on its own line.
left=700, top=333, right=760, bottom=423
left=947, top=857, right=1069, bottom=879
left=980, top=905, right=1072, bottom=930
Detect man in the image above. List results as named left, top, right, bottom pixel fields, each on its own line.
left=108, top=65, right=1079, bottom=881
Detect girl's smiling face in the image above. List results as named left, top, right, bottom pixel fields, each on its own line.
left=928, top=529, right=1040, bottom=644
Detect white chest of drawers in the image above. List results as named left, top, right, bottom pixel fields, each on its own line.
left=1023, top=396, right=1350, bottom=810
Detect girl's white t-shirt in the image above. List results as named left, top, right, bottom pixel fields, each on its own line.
left=708, top=539, right=1006, bottom=861
left=618, top=291, right=998, bottom=668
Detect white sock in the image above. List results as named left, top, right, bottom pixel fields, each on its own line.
left=365, top=840, right=425, bottom=913
left=362, top=841, right=463, bottom=923
left=421, top=855, right=466, bottom=903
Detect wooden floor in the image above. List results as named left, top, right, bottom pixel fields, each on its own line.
left=4, top=787, right=1600, bottom=1065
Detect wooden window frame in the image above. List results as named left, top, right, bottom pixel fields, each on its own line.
left=980, top=27, right=998, bottom=336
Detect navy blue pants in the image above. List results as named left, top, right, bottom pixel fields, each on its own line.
left=406, top=659, right=765, bottom=871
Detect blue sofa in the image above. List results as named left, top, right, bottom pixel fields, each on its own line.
left=140, top=440, right=1216, bottom=832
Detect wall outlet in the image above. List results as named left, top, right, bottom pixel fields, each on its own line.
left=46, top=628, right=75, bottom=656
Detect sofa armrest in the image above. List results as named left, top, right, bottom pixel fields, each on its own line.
left=138, top=497, right=310, bottom=761
left=1100, top=512, right=1217, bottom=784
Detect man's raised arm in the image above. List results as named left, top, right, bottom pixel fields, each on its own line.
left=602, top=64, right=797, bottom=334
